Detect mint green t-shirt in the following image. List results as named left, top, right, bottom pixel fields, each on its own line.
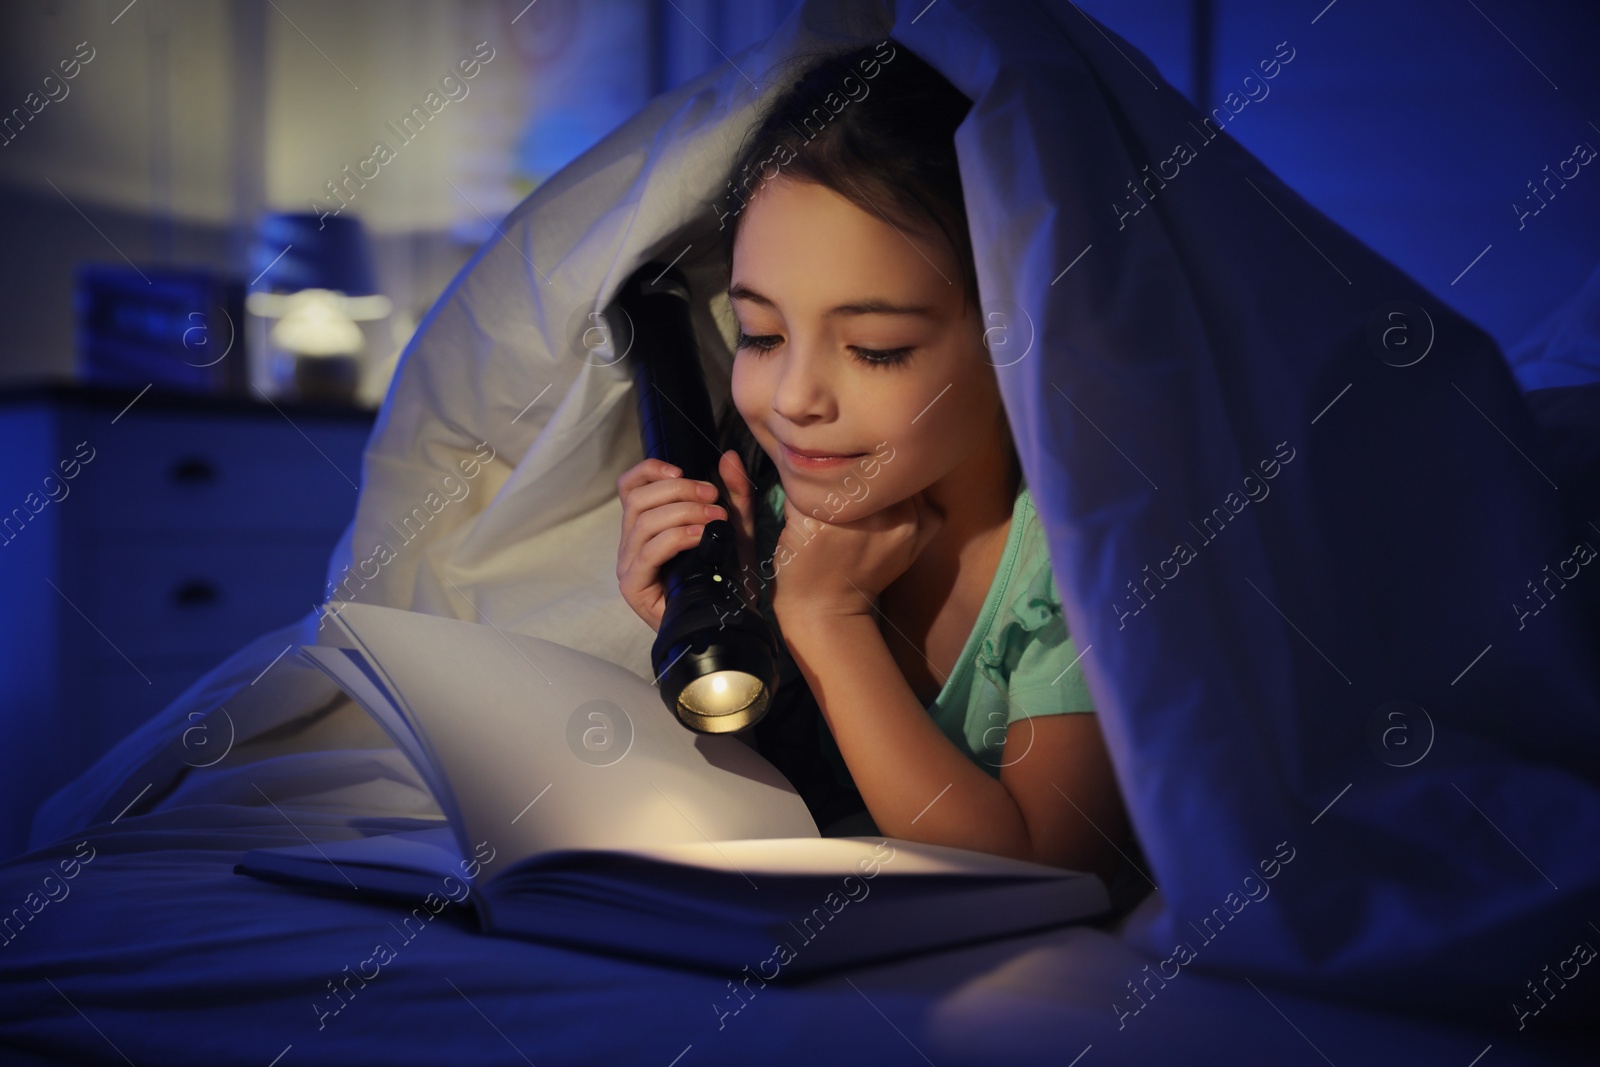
left=753, top=476, right=1095, bottom=785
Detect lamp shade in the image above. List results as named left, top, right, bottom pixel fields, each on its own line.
left=250, top=212, right=378, bottom=295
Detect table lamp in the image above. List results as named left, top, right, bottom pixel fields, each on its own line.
left=246, top=212, right=392, bottom=403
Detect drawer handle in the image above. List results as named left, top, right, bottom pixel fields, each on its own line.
left=170, top=457, right=217, bottom=484
left=172, top=580, right=221, bottom=608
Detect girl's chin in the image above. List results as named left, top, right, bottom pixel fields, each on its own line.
left=778, top=483, right=882, bottom=525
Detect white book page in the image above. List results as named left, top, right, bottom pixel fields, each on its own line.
left=582, top=836, right=1088, bottom=879
left=295, top=645, right=468, bottom=835
left=328, top=602, right=819, bottom=865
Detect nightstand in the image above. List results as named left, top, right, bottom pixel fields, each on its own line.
left=0, top=382, right=373, bottom=861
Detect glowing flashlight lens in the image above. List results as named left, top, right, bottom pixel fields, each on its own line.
left=680, top=670, right=761, bottom=716
left=677, top=670, right=767, bottom=733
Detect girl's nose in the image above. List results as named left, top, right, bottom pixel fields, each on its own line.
left=770, top=341, right=837, bottom=424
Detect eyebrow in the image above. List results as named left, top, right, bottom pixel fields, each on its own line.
left=727, top=282, right=940, bottom=319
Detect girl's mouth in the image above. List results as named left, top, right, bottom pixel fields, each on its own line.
left=779, top=441, right=866, bottom=471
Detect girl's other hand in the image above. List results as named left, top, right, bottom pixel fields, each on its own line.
left=615, top=457, right=728, bottom=631
left=771, top=489, right=944, bottom=625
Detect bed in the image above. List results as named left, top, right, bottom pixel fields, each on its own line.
left=4, top=0, right=1598, bottom=1062
left=0, top=686, right=1590, bottom=1065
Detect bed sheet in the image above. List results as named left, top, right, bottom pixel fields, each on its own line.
left=2, top=743, right=1591, bottom=1066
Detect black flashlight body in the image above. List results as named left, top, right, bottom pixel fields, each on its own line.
left=612, top=261, right=778, bottom=733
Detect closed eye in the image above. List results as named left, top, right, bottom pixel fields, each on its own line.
left=849, top=345, right=914, bottom=367
left=735, top=331, right=782, bottom=354
left=735, top=331, right=913, bottom=368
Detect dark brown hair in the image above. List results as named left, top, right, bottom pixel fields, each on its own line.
left=712, top=39, right=979, bottom=498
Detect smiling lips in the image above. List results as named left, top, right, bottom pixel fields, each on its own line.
left=779, top=440, right=866, bottom=470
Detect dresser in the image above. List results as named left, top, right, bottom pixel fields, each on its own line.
left=0, top=383, right=373, bottom=861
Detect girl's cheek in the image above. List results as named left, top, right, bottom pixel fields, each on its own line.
left=730, top=357, right=768, bottom=411
left=729, top=372, right=759, bottom=426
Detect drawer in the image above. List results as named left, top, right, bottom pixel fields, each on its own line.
left=69, top=409, right=368, bottom=533
left=82, top=535, right=339, bottom=662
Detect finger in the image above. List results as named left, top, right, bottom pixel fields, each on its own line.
left=718, top=451, right=756, bottom=539
left=719, top=448, right=752, bottom=499
left=643, top=520, right=708, bottom=566
left=620, top=472, right=719, bottom=537
left=719, top=451, right=763, bottom=600
left=616, top=457, right=682, bottom=498
left=621, top=498, right=726, bottom=567
left=619, top=521, right=708, bottom=603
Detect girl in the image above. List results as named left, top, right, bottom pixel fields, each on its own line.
left=617, top=41, right=1136, bottom=890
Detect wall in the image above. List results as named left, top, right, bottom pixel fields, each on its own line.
left=1, top=0, right=1596, bottom=384
left=0, top=0, right=655, bottom=388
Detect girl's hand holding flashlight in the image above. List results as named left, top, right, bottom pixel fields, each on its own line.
left=615, top=450, right=759, bottom=631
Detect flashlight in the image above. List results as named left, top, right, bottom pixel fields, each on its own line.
left=612, top=261, right=778, bottom=733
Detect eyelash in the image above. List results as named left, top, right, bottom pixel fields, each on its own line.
left=735, top=331, right=914, bottom=368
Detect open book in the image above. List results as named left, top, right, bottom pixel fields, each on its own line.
left=235, top=601, right=1109, bottom=979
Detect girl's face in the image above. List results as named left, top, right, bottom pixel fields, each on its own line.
left=729, top=177, right=1004, bottom=524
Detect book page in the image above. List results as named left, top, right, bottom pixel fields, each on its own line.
left=295, top=645, right=468, bottom=833
left=585, top=835, right=1088, bottom=879
left=238, top=825, right=466, bottom=897
left=474, top=836, right=1108, bottom=977
left=327, top=602, right=819, bottom=866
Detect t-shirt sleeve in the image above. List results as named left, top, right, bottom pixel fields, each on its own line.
left=1007, top=629, right=1095, bottom=721
left=980, top=531, right=1095, bottom=724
